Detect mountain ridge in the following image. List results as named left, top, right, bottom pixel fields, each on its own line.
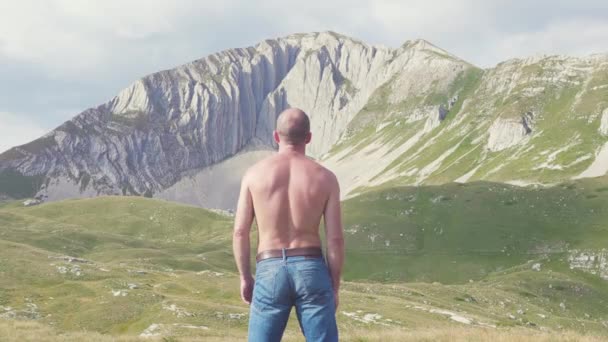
left=0, top=31, right=606, bottom=208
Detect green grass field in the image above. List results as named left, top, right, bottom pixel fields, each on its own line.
left=1, top=178, right=608, bottom=340
left=342, top=177, right=608, bottom=283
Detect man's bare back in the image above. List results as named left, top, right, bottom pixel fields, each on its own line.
left=232, top=108, right=344, bottom=341
left=246, top=151, right=334, bottom=252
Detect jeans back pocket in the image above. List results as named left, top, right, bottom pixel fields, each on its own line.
left=298, top=260, right=333, bottom=305
left=252, top=264, right=278, bottom=312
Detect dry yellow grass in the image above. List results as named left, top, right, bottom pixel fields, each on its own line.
left=0, top=320, right=138, bottom=342
left=321, top=327, right=606, bottom=342
left=1, top=320, right=605, bottom=342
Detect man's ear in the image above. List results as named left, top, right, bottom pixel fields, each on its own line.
left=273, top=131, right=280, bottom=144
left=304, top=132, right=312, bottom=145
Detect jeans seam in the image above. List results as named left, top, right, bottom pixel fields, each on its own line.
left=286, top=264, right=296, bottom=298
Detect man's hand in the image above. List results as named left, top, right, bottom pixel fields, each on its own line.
left=240, top=275, right=254, bottom=305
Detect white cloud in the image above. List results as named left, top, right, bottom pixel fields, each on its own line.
left=358, top=0, right=608, bottom=67
left=1, top=0, right=606, bottom=74
left=0, top=112, right=50, bottom=153
left=0, top=0, right=235, bottom=76
left=488, top=19, right=608, bottom=63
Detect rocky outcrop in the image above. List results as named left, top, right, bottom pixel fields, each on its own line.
left=574, top=142, right=608, bottom=179
left=487, top=112, right=534, bottom=152
left=601, top=108, right=608, bottom=136
left=568, top=249, right=608, bottom=280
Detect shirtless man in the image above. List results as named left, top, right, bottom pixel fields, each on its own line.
left=232, top=108, right=344, bottom=342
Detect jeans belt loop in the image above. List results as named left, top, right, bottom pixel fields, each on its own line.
left=281, top=247, right=286, bottom=261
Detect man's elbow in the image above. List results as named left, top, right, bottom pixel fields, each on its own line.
left=327, top=236, right=345, bottom=249
left=233, top=228, right=250, bottom=240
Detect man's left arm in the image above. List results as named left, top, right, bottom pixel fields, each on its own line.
left=232, top=172, right=255, bottom=304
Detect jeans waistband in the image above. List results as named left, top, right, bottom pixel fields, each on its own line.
left=256, top=246, right=323, bottom=262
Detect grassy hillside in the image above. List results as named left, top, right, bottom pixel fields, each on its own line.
left=342, top=177, right=608, bottom=283
left=1, top=182, right=608, bottom=340
left=323, top=54, right=608, bottom=196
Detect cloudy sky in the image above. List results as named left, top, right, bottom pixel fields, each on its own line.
left=1, top=0, right=607, bottom=153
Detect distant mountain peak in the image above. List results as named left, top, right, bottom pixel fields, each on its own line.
left=1, top=32, right=606, bottom=208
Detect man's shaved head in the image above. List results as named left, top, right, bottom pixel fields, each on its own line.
left=275, top=108, right=311, bottom=145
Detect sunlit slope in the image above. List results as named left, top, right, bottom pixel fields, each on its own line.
left=0, top=197, right=248, bottom=337
left=0, top=196, right=235, bottom=271
left=324, top=55, right=608, bottom=195
left=341, top=177, right=608, bottom=283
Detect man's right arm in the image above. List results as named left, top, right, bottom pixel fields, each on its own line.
left=323, top=172, right=344, bottom=301
left=232, top=171, right=255, bottom=304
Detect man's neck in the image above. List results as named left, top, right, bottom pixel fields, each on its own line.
left=278, top=143, right=306, bottom=155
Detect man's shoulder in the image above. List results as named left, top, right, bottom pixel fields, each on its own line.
left=306, top=159, right=337, bottom=184
left=243, top=154, right=277, bottom=179
left=318, top=163, right=337, bottom=180
left=321, top=167, right=338, bottom=187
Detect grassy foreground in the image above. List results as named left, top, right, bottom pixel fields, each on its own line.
left=0, top=178, right=607, bottom=340
left=0, top=320, right=605, bottom=341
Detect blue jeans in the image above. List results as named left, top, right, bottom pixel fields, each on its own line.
left=247, top=250, right=338, bottom=342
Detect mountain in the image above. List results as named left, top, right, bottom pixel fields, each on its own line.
left=323, top=52, right=608, bottom=196
left=0, top=31, right=607, bottom=208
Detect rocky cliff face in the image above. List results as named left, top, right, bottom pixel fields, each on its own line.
left=0, top=32, right=607, bottom=208
left=487, top=112, right=534, bottom=152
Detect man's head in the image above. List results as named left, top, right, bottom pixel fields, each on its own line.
left=274, top=108, right=311, bottom=147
